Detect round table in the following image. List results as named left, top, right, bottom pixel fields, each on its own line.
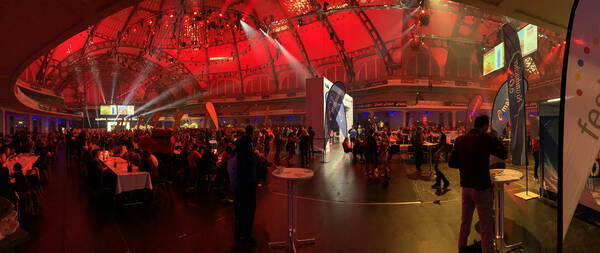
left=268, top=168, right=315, bottom=252
left=423, top=142, right=438, bottom=176
left=490, top=169, right=524, bottom=253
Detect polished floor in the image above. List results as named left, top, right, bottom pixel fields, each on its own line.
left=15, top=145, right=600, bottom=253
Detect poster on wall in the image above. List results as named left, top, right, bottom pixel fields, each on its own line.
left=324, top=81, right=346, bottom=144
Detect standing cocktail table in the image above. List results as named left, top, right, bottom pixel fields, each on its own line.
left=269, top=168, right=315, bottom=252
left=490, top=169, right=524, bottom=253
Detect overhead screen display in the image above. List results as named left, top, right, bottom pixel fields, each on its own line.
left=99, top=105, right=134, bottom=115
left=483, top=24, right=538, bottom=76
left=118, top=105, right=135, bottom=115
left=100, top=105, right=116, bottom=115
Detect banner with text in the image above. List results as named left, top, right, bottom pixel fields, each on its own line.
left=503, top=24, right=527, bottom=166
left=561, top=0, right=600, bottom=239
left=491, top=80, right=529, bottom=137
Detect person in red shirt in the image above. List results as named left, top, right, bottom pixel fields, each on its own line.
left=453, top=115, right=507, bottom=253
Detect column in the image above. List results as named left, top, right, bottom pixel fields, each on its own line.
left=452, top=111, right=457, bottom=128
left=28, top=114, right=33, bottom=133
left=54, top=118, right=58, bottom=132
left=1, top=109, right=4, bottom=137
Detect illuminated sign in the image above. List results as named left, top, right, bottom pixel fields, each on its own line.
left=100, top=105, right=116, bottom=115
left=483, top=24, right=538, bottom=76
left=117, top=105, right=135, bottom=115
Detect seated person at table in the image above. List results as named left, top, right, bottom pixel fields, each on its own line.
left=140, top=149, right=160, bottom=182
left=87, top=150, right=104, bottom=189
left=11, top=163, right=27, bottom=194
left=0, top=147, right=15, bottom=165
left=111, top=143, right=127, bottom=157
left=0, top=167, right=15, bottom=204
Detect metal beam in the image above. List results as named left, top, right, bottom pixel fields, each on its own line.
left=273, top=1, right=315, bottom=78
left=117, top=3, right=140, bottom=48
left=354, top=7, right=395, bottom=76
left=252, top=10, right=280, bottom=92
left=230, top=28, right=244, bottom=92
left=143, top=0, right=166, bottom=55
left=80, top=25, right=99, bottom=57
left=318, top=13, right=355, bottom=82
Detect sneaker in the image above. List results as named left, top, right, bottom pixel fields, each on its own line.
left=431, top=183, right=441, bottom=189
left=443, top=182, right=450, bottom=190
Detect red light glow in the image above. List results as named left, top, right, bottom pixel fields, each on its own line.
left=575, top=39, right=584, bottom=45
left=420, top=9, right=426, bottom=15
left=169, top=14, right=174, bottom=18
left=193, top=11, right=198, bottom=15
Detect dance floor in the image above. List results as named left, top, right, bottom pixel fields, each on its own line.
left=16, top=145, right=600, bottom=252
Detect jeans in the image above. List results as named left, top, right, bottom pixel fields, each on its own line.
left=459, top=187, right=494, bottom=253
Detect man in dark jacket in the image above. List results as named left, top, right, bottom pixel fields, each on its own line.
left=233, top=125, right=257, bottom=244
left=454, top=115, right=507, bottom=253
left=365, top=129, right=378, bottom=179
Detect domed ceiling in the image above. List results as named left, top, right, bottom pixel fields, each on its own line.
left=16, top=0, right=563, bottom=115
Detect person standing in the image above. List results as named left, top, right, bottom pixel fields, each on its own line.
left=308, top=126, right=315, bottom=156
left=274, top=128, right=283, bottom=165
left=286, top=132, right=297, bottom=167
left=412, top=127, right=424, bottom=171
left=233, top=125, right=258, bottom=244
left=532, top=138, right=540, bottom=179
left=365, top=129, right=378, bottom=179
left=452, top=115, right=507, bottom=253
left=432, top=125, right=450, bottom=189
left=299, top=129, right=310, bottom=168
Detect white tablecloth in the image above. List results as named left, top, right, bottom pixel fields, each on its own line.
left=3, top=154, right=39, bottom=175
left=103, top=157, right=153, bottom=194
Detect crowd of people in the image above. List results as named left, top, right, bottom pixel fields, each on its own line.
left=0, top=116, right=526, bottom=251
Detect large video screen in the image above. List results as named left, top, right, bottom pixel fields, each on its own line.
left=518, top=24, right=538, bottom=56
left=118, top=105, right=135, bottom=115
left=483, top=24, right=538, bottom=75
left=483, top=43, right=505, bottom=76
left=100, top=105, right=117, bottom=115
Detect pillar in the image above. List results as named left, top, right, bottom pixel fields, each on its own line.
left=1, top=109, right=4, bottom=137
left=66, top=119, right=70, bottom=131
left=28, top=114, right=33, bottom=133
left=54, top=118, right=58, bottom=132
left=452, top=111, right=457, bottom=128
left=402, top=111, right=407, bottom=127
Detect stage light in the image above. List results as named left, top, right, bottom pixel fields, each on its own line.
left=193, top=10, right=198, bottom=16
left=148, top=19, right=153, bottom=25
left=169, top=13, right=174, bottom=18
left=288, top=116, right=292, bottom=120
left=219, top=13, right=223, bottom=17
left=420, top=9, right=426, bottom=15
